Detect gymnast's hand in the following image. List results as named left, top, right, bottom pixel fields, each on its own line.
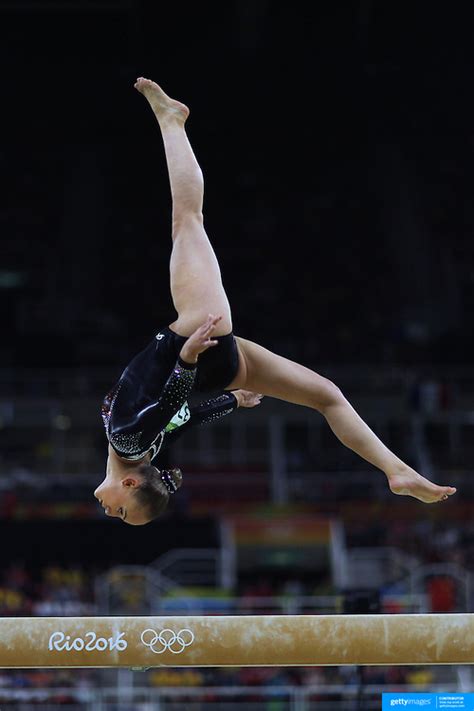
left=233, top=390, right=264, bottom=408
left=179, top=314, right=222, bottom=364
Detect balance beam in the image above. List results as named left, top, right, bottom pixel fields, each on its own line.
left=0, top=614, right=472, bottom=668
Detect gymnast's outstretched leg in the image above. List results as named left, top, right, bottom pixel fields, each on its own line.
left=232, top=338, right=456, bottom=504
left=134, top=78, right=233, bottom=339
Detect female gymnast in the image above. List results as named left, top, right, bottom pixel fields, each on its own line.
left=95, top=78, right=456, bottom=526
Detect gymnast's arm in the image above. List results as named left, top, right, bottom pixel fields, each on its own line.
left=160, top=390, right=264, bottom=448
left=109, top=357, right=197, bottom=447
left=109, top=317, right=220, bottom=444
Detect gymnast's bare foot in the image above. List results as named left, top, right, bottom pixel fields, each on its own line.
left=388, top=465, right=456, bottom=504
left=134, top=77, right=189, bottom=124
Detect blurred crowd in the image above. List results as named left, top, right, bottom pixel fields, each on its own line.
left=0, top=661, right=443, bottom=705
left=0, top=563, right=94, bottom=617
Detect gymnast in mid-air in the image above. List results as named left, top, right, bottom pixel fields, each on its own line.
left=95, top=78, right=456, bottom=525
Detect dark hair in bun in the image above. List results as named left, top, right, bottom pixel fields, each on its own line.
left=134, top=465, right=183, bottom=521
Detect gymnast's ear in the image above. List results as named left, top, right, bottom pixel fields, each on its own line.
left=121, top=476, right=140, bottom=488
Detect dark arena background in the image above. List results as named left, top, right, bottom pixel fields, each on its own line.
left=1, top=1, right=474, bottom=709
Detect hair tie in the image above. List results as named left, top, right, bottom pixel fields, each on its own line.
left=161, top=469, right=179, bottom=494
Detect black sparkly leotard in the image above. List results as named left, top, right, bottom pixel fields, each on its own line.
left=101, top=326, right=240, bottom=461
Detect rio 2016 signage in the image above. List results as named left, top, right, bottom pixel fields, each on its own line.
left=48, top=628, right=195, bottom=655
left=48, top=631, right=128, bottom=652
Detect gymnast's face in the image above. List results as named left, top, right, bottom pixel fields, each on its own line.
left=94, top=457, right=148, bottom=526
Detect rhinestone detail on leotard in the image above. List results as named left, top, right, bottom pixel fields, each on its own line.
left=202, top=408, right=234, bottom=423
left=110, top=430, right=143, bottom=453
left=101, top=380, right=123, bottom=432
left=104, top=362, right=197, bottom=460
left=163, top=363, right=196, bottom=410
left=197, top=395, right=235, bottom=424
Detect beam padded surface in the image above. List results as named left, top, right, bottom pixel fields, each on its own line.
left=0, top=614, right=471, bottom=668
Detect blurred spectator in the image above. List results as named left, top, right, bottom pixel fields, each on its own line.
left=427, top=576, right=457, bottom=613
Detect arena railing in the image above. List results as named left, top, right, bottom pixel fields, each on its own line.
left=0, top=682, right=470, bottom=710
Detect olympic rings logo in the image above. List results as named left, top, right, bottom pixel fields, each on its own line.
left=140, top=628, right=195, bottom=654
